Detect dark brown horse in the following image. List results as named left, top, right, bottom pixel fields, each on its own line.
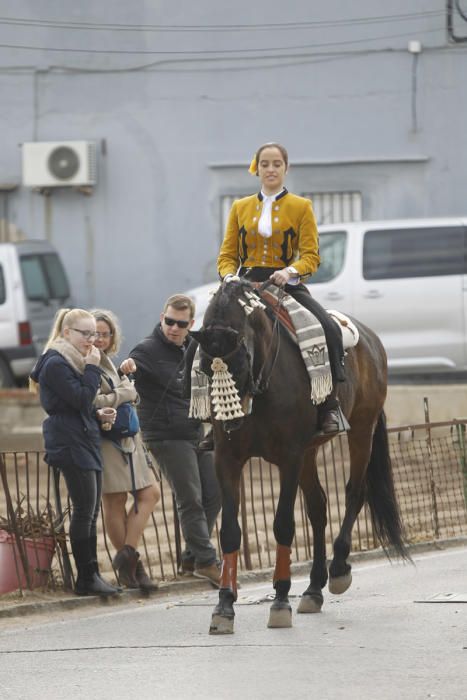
left=191, top=279, right=409, bottom=634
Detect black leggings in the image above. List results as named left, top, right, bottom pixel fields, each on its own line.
left=239, top=268, right=346, bottom=383
left=59, top=466, right=102, bottom=542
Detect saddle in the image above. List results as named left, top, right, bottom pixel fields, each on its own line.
left=256, top=285, right=359, bottom=351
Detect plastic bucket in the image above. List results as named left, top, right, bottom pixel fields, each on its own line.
left=0, top=529, right=55, bottom=594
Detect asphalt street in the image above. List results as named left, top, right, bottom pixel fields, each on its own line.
left=0, top=546, right=466, bottom=700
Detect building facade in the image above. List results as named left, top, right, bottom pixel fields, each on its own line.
left=0, top=1, right=466, bottom=354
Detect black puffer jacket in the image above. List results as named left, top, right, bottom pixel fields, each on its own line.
left=30, top=349, right=103, bottom=471
left=129, top=324, right=201, bottom=442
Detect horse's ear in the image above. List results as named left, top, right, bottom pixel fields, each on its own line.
left=190, top=329, right=204, bottom=344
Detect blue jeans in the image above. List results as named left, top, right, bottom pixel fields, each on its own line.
left=148, top=440, right=221, bottom=568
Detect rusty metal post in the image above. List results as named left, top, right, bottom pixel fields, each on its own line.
left=424, top=397, right=440, bottom=539
left=172, top=493, right=182, bottom=573
left=455, top=421, right=467, bottom=511
left=240, top=471, right=252, bottom=570
left=51, top=467, right=73, bottom=590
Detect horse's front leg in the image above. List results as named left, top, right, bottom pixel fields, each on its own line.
left=209, top=455, right=243, bottom=636
left=268, top=460, right=302, bottom=629
left=297, top=447, right=328, bottom=614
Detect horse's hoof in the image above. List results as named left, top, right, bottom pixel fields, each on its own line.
left=209, top=614, right=234, bottom=635
left=267, top=602, right=292, bottom=628
left=328, top=572, right=352, bottom=595
left=297, top=593, right=323, bottom=614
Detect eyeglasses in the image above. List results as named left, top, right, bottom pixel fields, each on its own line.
left=163, top=316, right=190, bottom=329
left=95, top=332, right=113, bottom=339
left=70, top=328, right=98, bottom=340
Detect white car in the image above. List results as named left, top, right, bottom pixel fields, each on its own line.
left=184, top=217, right=467, bottom=376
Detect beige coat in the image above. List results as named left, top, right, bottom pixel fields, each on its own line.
left=95, top=352, right=157, bottom=494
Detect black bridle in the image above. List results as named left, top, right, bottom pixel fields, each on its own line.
left=201, top=283, right=285, bottom=398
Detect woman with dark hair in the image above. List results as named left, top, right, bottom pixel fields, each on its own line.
left=217, top=142, right=345, bottom=433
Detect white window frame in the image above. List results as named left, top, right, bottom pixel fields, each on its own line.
left=220, top=190, right=362, bottom=237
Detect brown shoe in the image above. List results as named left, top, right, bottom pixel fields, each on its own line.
left=135, top=558, right=159, bottom=592
left=193, top=562, right=221, bottom=588
left=178, top=557, right=195, bottom=575
left=320, top=408, right=340, bottom=434
left=113, top=545, right=139, bottom=589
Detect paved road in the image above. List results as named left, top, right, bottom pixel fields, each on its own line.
left=0, top=546, right=466, bottom=700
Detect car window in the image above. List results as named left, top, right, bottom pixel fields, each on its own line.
left=20, top=253, right=70, bottom=301
left=20, top=255, right=49, bottom=300
left=43, top=253, right=70, bottom=299
left=309, top=231, right=347, bottom=284
left=0, top=265, right=5, bottom=304
left=363, top=226, right=467, bottom=280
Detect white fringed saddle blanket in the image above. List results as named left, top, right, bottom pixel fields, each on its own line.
left=189, top=288, right=359, bottom=420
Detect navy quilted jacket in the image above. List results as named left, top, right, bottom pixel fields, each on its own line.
left=30, top=349, right=103, bottom=471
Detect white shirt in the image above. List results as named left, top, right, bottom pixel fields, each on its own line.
left=258, top=189, right=284, bottom=238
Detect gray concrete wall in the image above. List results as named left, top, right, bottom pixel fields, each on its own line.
left=0, top=1, right=466, bottom=356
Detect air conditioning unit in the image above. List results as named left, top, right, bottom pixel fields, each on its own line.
left=22, top=141, right=97, bottom=187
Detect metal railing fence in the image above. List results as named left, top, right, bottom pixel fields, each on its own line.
left=1, top=419, right=467, bottom=593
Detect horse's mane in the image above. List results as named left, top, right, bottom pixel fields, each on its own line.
left=207, top=280, right=254, bottom=326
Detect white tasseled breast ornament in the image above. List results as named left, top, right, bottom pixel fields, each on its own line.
left=210, top=357, right=245, bottom=421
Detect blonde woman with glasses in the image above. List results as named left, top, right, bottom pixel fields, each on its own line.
left=30, top=308, right=120, bottom=597
left=91, top=309, right=160, bottom=592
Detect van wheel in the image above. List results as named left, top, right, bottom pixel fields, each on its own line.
left=0, top=357, right=14, bottom=388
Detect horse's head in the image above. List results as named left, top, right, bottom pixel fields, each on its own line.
left=190, top=279, right=264, bottom=429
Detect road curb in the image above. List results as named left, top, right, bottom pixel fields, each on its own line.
left=1, top=536, right=466, bottom=620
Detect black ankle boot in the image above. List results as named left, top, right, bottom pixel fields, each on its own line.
left=75, top=568, right=122, bottom=597
left=318, top=396, right=341, bottom=434
left=89, top=535, right=122, bottom=591
left=72, top=538, right=120, bottom=597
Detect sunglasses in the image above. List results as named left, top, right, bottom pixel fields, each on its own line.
left=164, top=316, right=190, bottom=329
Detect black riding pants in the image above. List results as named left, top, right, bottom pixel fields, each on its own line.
left=239, top=267, right=346, bottom=383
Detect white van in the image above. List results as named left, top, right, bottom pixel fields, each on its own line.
left=0, top=240, right=72, bottom=386
left=185, top=217, right=467, bottom=376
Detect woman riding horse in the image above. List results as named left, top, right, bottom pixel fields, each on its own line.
left=217, top=142, right=345, bottom=434
left=192, top=278, right=408, bottom=634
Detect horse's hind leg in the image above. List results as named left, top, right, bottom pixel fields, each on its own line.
left=209, top=457, right=242, bottom=635
left=268, top=459, right=302, bottom=629
left=328, top=425, right=373, bottom=594
left=297, top=448, right=328, bottom=614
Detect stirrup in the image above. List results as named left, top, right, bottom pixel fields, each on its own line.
left=316, top=405, right=350, bottom=437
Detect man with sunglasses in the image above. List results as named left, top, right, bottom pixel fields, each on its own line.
left=127, top=294, right=222, bottom=587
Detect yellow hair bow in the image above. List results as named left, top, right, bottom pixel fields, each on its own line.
left=248, top=155, right=257, bottom=175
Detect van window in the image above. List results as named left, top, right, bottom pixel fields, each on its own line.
left=20, top=253, right=70, bottom=301
left=363, top=226, right=467, bottom=280
left=0, top=265, right=5, bottom=304
left=309, top=231, right=347, bottom=284
left=42, top=253, right=70, bottom=299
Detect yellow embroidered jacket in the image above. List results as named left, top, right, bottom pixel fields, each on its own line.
left=217, top=189, right=320, bottom=280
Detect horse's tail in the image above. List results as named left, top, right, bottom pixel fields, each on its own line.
left=366, top=411, right=411, bottom=561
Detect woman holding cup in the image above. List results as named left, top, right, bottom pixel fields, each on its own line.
left=30, top=308, right=120, bottom=597
left=91, top=309, right=160, bottom=592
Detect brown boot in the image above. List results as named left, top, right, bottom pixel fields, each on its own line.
left=135, top=558, right=159, bottom=592
left=113, top=545, right=139, bottom=588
